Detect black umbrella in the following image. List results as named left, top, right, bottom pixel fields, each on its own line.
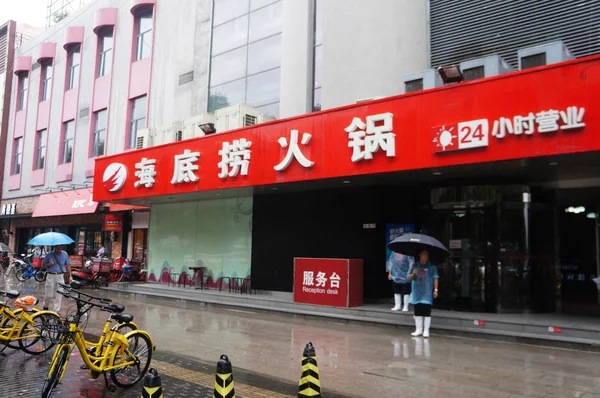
left=387, top=233, right=449, bottom=264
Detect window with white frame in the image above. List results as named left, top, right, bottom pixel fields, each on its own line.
left=39, top=63, right=53, bottom=101
left=135, top=10, right=153, bottom=61
left=17, top=74, right=28, bottom=110
left=92, top=109, right=107, bottom=157
left=66, top=46, right=81, bottom=90
left=34, top=129, right=47, bottom=170
left=11, top=137, right=23, bottom=175
left=97, top=30, right=113, bottom=77
left=61, top=120, right=75, bottom=164
left=128, top=96, right=146, bottom=149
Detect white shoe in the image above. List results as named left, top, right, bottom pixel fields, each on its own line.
left=423, top=317, right=431, bottom=338
left=391, top=294, right=401, bottom=311
left=411, top=316, right=424, bottom=337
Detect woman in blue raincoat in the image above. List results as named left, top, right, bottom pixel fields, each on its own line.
left=408, top=249, right=439, bottom=338
left=387, top=252, right=413, bottom=311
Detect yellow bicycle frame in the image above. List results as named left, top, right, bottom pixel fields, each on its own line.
left=87, top=320, right=140, bottom=356
left=0, top=306, right=58, bottom=342
left=48, top=323, right=141, bottom=385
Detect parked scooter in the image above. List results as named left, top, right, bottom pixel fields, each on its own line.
left=71, top=258, right=99, bottom=287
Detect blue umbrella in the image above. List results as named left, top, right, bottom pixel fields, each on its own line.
left=387, top=233, right=449, bottom=264
left=27, top=232, right=74, bottom=246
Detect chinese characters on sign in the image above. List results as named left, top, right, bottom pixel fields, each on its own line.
left=1, top=203, right=16, bottom=216
left=218, top=139, right=252, bottom=178
left=274, top=130, right=315, bottom=171
left=433, top=106, right=586, bottom=153
left=171, top=149, right=200, bottom=184
left=302, top=270, right=342, bottom=294
left=346, top=113, right=396, bottom=162
left=134, top=158, right=157, bottom=188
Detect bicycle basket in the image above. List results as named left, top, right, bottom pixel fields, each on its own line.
left=14, top=296, right=38, bottom=311
left=40, top=322, right=75, bottom=344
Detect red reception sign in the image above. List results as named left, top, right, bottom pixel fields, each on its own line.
left=293, top=258, right=363, bottom=308
left=93, top=56, right=600, bottom=202
left=104, top=213, right=123, bottom=232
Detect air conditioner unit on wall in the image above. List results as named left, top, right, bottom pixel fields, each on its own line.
left=459, top=55, right=514, bottom=80
left=518, top=40, right=574, bottom=70
left=135, top=128, right=152, bottom=149
left=402, top=69, right=442, bottom=93
left=152, top=121, right=183, bottom=146
left=257, top=114, right=276, bottom=124
left=182, top=113, right=215, bottom=140
left=214, top=104, right=261, bottom=133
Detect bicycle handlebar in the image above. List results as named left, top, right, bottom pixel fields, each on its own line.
left=58, top=290, right=117, bottom=313
left=59, top=283, right=112, bottom=303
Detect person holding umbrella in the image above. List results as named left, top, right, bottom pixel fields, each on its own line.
left=29, top=232, right=76, bottom=312
left=41, top=245, right=72, bottom=312
left=387, top=233, right=447, bottom=338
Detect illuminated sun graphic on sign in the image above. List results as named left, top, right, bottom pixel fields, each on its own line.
left=433, top=126, right=457, bottom=151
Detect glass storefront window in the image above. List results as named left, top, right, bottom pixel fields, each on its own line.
left=246, top=68, right=280, bottom=106
left=213, top=0, right=249, bottom=26
left=248, top=1, right=282, bottom=42
left=208, top=78, right=247, bottom=112
left=212, top=16, right=248, bottom=55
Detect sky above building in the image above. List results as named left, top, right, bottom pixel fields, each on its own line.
left=0, top=0, right=47, bottom=27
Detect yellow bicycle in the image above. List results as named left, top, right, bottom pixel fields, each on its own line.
left=41, top=289, right=154, bottom=398
left=0, top=290, right=61, bottom=355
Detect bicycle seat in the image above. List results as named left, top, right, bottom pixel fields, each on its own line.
left=111, top=313, right=134, bottom=323
left=108, top=304, right=125, bottom=313
left=0, top=290, right=19, bottom=299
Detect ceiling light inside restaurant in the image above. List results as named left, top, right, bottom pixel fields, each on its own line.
left=565, top=206, right=586, bottom=214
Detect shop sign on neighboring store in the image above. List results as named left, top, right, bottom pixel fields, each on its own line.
left=1, top=203, right=16, bottom=215
left=432, top=106, right=586, bottom=153
left=104, top=214, right=122, bottom=232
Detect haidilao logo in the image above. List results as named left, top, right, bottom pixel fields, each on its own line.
left=103, top=163, right=127, bottom=192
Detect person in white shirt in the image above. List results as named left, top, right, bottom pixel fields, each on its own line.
left=96, top=243, right=106, bottom=257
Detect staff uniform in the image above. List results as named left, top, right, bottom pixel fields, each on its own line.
left=409, top=261, right=439, bottom=337
left=387, top=253, right=413, bottom=311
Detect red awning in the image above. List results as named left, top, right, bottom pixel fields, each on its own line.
left=108, top=204, right=149, bottom=212
left=33, top=188, right=98, bottom=218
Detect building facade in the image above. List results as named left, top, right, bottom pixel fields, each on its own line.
left=4, top=0, right=600, bottom=315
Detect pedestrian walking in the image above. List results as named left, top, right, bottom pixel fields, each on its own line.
left=41, top=245, right=72, bottom=312
left=387, top=252, right=413, bottom=311
left=408, top=249, right=439, bottom=338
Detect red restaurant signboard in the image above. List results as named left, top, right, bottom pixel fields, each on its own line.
left=93, top=56, right=600, bottom=202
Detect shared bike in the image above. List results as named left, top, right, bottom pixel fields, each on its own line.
left=0, top=289, right=61, bottom=355
left=41, top=288, right=154, bottom=397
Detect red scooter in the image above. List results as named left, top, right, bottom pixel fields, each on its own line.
left=71, top=258, right=99, bottom=287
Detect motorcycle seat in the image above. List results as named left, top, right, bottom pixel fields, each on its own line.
left=108, top=304, right=125, bottom=313
left=0, top=290, right=20, bottom=299
left=111, top=313, right=134, bottom=323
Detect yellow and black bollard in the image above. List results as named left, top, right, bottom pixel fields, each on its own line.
left=141, top=368, right=163, bottom=398
left=213, top=354, right=236, bottom=398
left=298, top=342, right=321, bottom=398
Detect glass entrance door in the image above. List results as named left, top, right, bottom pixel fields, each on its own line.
left=426, top=204, right=497, bottom=312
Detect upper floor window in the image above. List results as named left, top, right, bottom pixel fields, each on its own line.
left=17, top=74, right=28, bottom=111
left=11, top=137, right=23, bottom=175
left=129, top=96, right=147, bottom=149
left=61, top=120, right=75, bottom=164
left=135, top=10, right=153, bottom=61
left=40, top=62, right=53, bottom=101
left=97, top=29, right=114, bottom=77
left=34, top=129, right=47, bottom=170
left=92, top=109, right=107, bottom=157
left=66, top=46, right=81, bottom=90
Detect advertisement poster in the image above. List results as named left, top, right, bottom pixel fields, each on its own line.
left=385, top=223, right=415, bottom=271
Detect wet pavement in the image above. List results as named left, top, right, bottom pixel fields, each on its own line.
left=4, top=276, right=600, bottom=397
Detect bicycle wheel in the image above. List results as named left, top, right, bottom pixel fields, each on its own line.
left=42, top=345, right=70, bottom=398
left=0, top=312, right=24, bottom=349
left=18, top=312, right=61, bottom=355
left=15, top=268, right=27, bottom=282
left=110, top=331, right=152, bottom=388
left=34, top=270, right=47, bottom=282
left=116, top=322, right=137, bottom=336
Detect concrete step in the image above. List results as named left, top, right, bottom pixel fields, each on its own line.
left=102, top=282, right=600, bottom=350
